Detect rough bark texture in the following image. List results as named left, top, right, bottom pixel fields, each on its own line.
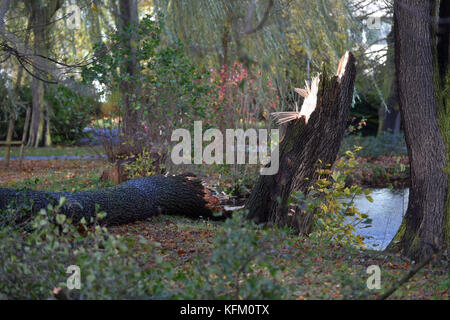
left=387, top=0, right=448, bottom=261
left=27, top=0, right=61, bottom=147
left=0, top=176, right=213, bottom=226
left=118, top=0, right=141, bottom=154
left=437, top=0, right=450, bottom=251
left=246, top=52, right=356, bottom=226
left=437, top=0, right=449, bottom=85
left=380, top=30, right=401, bottom=135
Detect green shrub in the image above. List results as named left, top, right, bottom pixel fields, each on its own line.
left=293, top=147, right=373, bottom=248
left=46, top=85, right=100, bottom=145
left=82, top=13, right=212, bottom=159
left=0, top=198, right=155, bottom=299
left=123, top=147, right=166, bottom=178
left=0, top=202, right=292, bottom=299
left=168, top=213, right=291, bottom=299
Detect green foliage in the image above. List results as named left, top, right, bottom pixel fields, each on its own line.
left=293, top=147, right=373, bottom=248
left=164, top=212, right=290, bottom=299
left=212, top=163, right=259, bottom=198
left=82, top=13, right=212, bottom=155
left=0, top=198, right=157, bottom=299
left=339, top=132, right=407, bottom=158
left=46, top=85, right=99, bottom=144
left=158, top=0, right=372, bottom=112
left=124, top=148, right=166, bottom=178
left=0, top=202, right=289, bottom=299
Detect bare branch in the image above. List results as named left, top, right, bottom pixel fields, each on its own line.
left=0, top=0, right=97, bottom=97
left=244, top=0, right=274, bottom=34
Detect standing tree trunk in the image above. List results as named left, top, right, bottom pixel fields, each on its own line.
left=29, top=1, right=46, bottom=147
left=380, top=29, right=401, bottom=135
left=436, top=0, right=449, bottom=253
left=27, top=0, right=62, bottom=147
left=118, top=0, right=141, bottom=154
left=387, top=0, right=448, bottom=261
left=246, top=52, right=356, bottom=226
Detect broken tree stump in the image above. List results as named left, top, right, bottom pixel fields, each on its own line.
left=246, top=52, right=356, bottom=227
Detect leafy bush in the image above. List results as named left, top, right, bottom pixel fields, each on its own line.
left=0, top=198, right=155, bottom=299
left=293, top=147, right=373, bottom=248
left=123, top=147, right=166, bottom=178
left=0, top=202, right=291, bottom=299
left=168, top=213, right=291, bottom=299
left=82, top=13, right=212, bottom=160
left=46, top=85, right=99, bottom=144
left=212, top=163, right=259, bottom=198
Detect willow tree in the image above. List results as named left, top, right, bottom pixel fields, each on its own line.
left=0, top=0, right=109, bottom=148
left=155, top=0, right=364, bottom=110
left=387, top=0, right=449, bottom=261
left=24, top=0, right=63, bottom=147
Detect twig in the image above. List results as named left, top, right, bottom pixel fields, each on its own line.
left=377, top=244, right=444, bottom=300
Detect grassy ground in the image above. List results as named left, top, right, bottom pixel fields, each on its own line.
left=0, top=145, right=103, bottom=158
left=109, top=215, right=448, bottom=299
left=0, top=158, right=112, bottom=191
left=0, top=153, right=447, bottom=300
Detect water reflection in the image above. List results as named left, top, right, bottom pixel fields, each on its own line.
left=345, top=188, right=409, bottom=250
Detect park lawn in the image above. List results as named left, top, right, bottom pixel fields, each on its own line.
left=0, top=145, right=103, bottom=158
left=0, top=158, right=112, bottom=191
left=0, top=158, right=446, bottom=300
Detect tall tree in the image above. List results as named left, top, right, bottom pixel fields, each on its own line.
left=436, top=0, right=450, bottom=252
left=117, top=0, right=140, bottom=154
left=26, top=0, right=63, bottom=147
left=388, top=0, right=448, bottom=261
left=379, top=29, right=401, bottom=135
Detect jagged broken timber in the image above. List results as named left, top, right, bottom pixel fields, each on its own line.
left=246, top=51, right=356, bottom=225
left=271, top=51, right=351, bottom=125
left=272, top=76, right=320, bottom=125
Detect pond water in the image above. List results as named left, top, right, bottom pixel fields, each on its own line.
left=346, top=188, right=409, bottom=250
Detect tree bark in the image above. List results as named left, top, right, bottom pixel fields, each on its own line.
left=27, top=0, right=62, bottom=147
left=437, top=0, right=449, bottom=86
left=118, top=0, right=141, bottom=154
left=246, top=52, right=356, bottom=226
left=380, top=30, right=401, bottom=135
left=0, top=176, right=214, bottom=226
left=28, top=0, right=45, bottom=147
left=437, top=0, right=450, bottom=253
left=387, top=0, right=448, bottom=261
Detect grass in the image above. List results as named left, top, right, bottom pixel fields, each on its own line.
left=0, top=158, right=112, bottom=191
left=0, top=145, right=103, bottom=158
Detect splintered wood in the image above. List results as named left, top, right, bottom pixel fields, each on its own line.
left=271, top=51, right=351, bottom=125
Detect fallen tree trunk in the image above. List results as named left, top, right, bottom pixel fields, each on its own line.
left=246, top=52, right=356, bottom=227
left=0, top=53, right=355, bottom=229
left=0, top=175, right=213, bottom=226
